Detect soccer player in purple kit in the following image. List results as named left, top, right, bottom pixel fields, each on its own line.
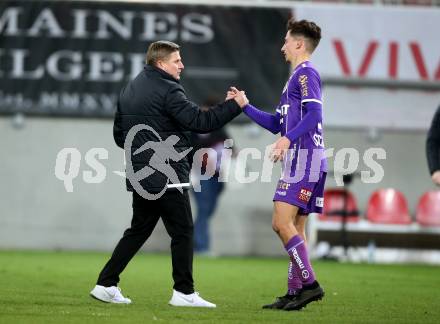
left=229, top=19, right=326, bottom=311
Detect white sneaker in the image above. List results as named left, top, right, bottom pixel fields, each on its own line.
left=90, top=285, right=132, bottom=304
left=169, top=289, right=216, bottom=308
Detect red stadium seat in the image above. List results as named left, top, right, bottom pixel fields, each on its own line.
left=416, top=191, right=440, bottom=227
left=321, top=189, right=360, bottom=222
left=366, top=189, right=412, bottom=224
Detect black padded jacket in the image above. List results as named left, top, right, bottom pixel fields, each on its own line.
left=427, top=105, right=440, bottom=175
left=113, top=65, right=242, bottom=193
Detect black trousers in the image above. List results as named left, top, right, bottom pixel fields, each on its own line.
left=96, top=190, right=194, bottom=294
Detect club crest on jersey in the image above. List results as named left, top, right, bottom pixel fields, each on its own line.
left=299, top=74, right=308, bottom=97
left=298, top=188, right=312, bottom=202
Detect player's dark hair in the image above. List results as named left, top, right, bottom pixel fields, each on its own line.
left=287, top=19, right=321, bottom=53
left=146, top=41, right=180, bottom=65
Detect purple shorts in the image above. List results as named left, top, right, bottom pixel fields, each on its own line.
left=273, top=172, right=326, bottom=215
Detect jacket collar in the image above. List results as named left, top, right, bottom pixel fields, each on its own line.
left=144, top=65, right=180, bottom=83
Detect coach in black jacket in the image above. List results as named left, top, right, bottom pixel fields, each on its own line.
left=90, top=41, right=248, bottom=307
left=427, top=105, right=440, bottom=186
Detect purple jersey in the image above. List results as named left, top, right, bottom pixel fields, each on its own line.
left=278, top=61, right=327, bottom=178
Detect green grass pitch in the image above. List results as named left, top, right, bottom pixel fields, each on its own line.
left=0, top=251, right=439, bottom=323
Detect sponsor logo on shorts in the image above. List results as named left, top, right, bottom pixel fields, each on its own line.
left=278, top=181, right=291, bottom=190
left=316, top=197, right=324, bottom=208
left=276, top=190, right=286, bottom=196
left=298, top=188, right=312, bottom=202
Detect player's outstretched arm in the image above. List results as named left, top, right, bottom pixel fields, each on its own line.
left=243, top=104, right=281, bottom=135
left=227, top=86, right=280, bottom=134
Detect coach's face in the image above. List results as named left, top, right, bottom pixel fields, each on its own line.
left=158, top=51, right=184, bottom=80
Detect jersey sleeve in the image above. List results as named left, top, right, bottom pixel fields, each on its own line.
left=243, top=104, right=281, bottom=134
left=297, top=67, right=322, bottom=107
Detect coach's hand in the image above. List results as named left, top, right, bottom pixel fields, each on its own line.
left=225, top=86, right=239, bottom=100
left=225, top=90, right=235, bottom=101
left=270, top=136, right=291, bottom=163
left=226, top=87, right=249, bottom=108
left=432, top=171, right=440, bottom=186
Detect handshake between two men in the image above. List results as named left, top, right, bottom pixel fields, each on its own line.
left=223, top=86, right=291, bottom=163
left=225, top=86, right=249, bottom=108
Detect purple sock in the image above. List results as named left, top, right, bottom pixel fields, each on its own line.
left=285, top=235, right=316, bottom=286
left=287, top=259, right=302, bottom=295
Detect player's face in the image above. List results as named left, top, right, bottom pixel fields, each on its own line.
left=281, top=32, right=303, bottom=63
left=158, top=51, right=184, bottom=80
